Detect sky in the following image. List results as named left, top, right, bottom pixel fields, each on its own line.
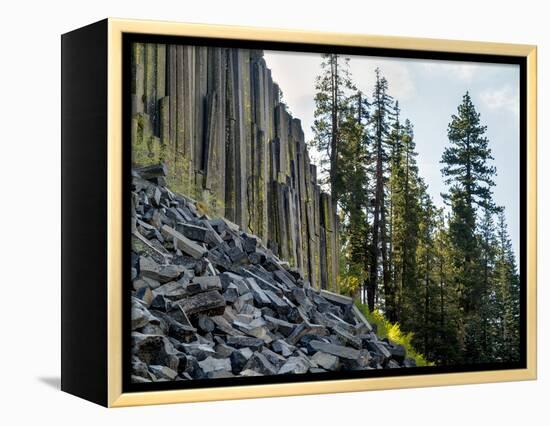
left=263, top=50, right=520, bottom=260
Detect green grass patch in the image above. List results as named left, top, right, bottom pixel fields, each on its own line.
left=355, top=303, right=434, bottom=367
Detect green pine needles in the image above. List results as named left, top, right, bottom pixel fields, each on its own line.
left=312, top=62, right=520, bottom=366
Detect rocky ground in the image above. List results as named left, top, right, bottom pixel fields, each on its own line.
left=131, top=164, right=417, bottom=383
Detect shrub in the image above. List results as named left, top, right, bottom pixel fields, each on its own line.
left=356, top=303, right=434, bottom=367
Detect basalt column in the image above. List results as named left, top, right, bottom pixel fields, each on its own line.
left=131, top=42, right=339, bottom=291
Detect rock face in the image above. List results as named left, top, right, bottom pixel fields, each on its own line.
left=131, top=44, right=339, bottom=292
left=131, top=166, right=417, bottom=383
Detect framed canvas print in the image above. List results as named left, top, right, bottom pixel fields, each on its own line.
left=61, top=18, right=537, bottom=407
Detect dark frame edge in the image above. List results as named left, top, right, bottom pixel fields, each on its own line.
left=61, top=18, right=109, bottom=407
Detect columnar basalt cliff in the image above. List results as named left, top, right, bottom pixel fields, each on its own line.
left=131, top=43, right=338, bottom=291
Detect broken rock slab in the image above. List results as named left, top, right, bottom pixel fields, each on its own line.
left=311, top=351, right=340, bottom=371
left=308, top=340, right=361, bottom=360
left=139, top=256, right=185, bottom=283
left=176, top=290, right=226, bottom=317
left=161, top=225, right=207, bottom=259
left=186, top=276, right=222, bottom=295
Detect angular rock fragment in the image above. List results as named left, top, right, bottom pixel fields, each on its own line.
left=260, top=347, right=287, bottom=368
left=222, top=283, right=240, bottom=304
left=197, top=315, right=215, bottom=333
left=271, top=339, right=296, bottom=357
left=133, top=275, right=161, bottom=291
left=177, top=354, right=206, bottom=379
left=278, top=357, right=309, bottom=375
left=132, top=231, right=171, bottom=264
left=131, top=375, right=152, bottom=383
left=149, top=365, right=178, bottom=380
left=340, top=349, right=371, bottom=370
left=227, top=246, right=248, bottom=264
left=150, top=309, right=196, bottom=339
left=136, top=163, right=168, bottom=180
left=178, top=342, right=216, bottom=361
left=150, top=294, right=170, bottom=311
left=167, top=304, right=194, bottom=326
left=139, top=256, right=185, bottom=283
left=176, top=290, right=226, bottom=317
left=241, top=235, right=258, bottom=253
left=364, top=339, right=392, bottom=360
left=331, top=325, right=362, bottom=349
left=153, top=281, right=187, bottom=300
left=287, top=322, right=329, bottom=346
left=175, top=223, right=211, bottom=243
left=132, top=332, right=179, bottom=371
left=207, top=370, right=235, bottom=379
left=389, top=344, right=407, bottom=363
left=243, top=270, right=283, bottom=296
left=131, top=300, right=159, bottom=330
left=214, top=343, right=234, bottom=359
left=229, top=348, right=253, bottom=374
left=244, top=277, right=271, bottom=306
left=200, top=220, right=224, bottom=245
left=308, top=340, right=361, bottom=360
left=403, top=358, right=417, bottom=368
left=233, top=319, right=269, bottom=340
left=226, top=335, right=264, bottom=351
left=161, top=225, right=207, bottom=259
left=186, top=276, right=222, bottom=295
left=243, top=352, right=277, bottom=375
left=352, top=305, right=373, bottom=332
left=263, top=289, right=289, bottom=314
left=239, top=369, right=262, bottom=377
left=219, top=272, right=243, bottom=290
left=210, top=315, right=245, bottom=336
left=248, top=251, right=265, bottom=265
left=273, top=269, right=296, bottom=290
left=135, top=286, right=154, bottom=306
left=264, top=315, right=296, bottom=337
left=198, top=356, right=232, bottom=374
left=311, top=351, right=340, bottom=371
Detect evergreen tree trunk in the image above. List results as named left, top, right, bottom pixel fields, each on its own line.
left=399, top=137, right=411, bottom=321
left=424, top=252, right=430, bottom=355
left=381, top=203, right=393, bottom=321
left=331, top=59, right=337, bottom=196
left=368, top=111, right=384, bottom=312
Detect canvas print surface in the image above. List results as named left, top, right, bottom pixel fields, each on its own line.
left=129, top=41, right=521, bottom=385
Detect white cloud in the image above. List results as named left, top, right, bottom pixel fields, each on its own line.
left=480, top=85, right=520, bottom=117
left=350, top=55, right=416, bottom=100
left=420, top=61, right=482, bottom=82
left=453, top=64, right=481, bottom=82
left=264, top=50, right=321, bottom=141
left=264, top=51, right=418, bottom=120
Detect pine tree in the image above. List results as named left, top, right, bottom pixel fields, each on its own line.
left=311, top=54, right=356, bottom=231
left=442, top=92, right=497, bottom=212
left=412, top=181, right=439, bottom=356
left=366, top=68, right=394, bottom=312
left=338, top=91, right=370, bottom=300
left=494, top=209, right=521, bottom=362
left=316, top=69, right=521, bottom=367
left=431, top=210, right=461, bottom=365
left=434, top=93, right=521, bottom=365
left=387, top=116, right=420, bottom=323
left=441, top=92, right=498, bottom=359
left=386, top=101, right=402, bottom=321
left=475, top=207, right=499, bottom=361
